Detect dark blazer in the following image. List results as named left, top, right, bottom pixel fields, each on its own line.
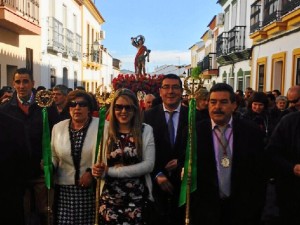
left=0, top=92, right=55, bottom=179
left=144, top=104, right=188, bottom=184
left=266, top=111, right=300, bottom=222
left=0, top=111, right=30, bottom=225
left=190, top=116, right=267, bottom=225
left=144, top=103, right=188, bottom=225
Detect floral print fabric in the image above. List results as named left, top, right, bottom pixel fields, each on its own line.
left=99, top=132, right=145, bottom=225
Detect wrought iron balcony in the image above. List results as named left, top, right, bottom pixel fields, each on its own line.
left=262, top=0, right=280, bottom=26
left=0, top=0, right=40, bottom=34
left=64, top=28, right=74, bottom=56
left=228, top=26, right=246, bottom=53
left=47, top=17, right=64, bottom=53
left=202, top=53, right=217, bottom=71
left=216, top=32, right=228, bottom=57
left=73, top=34, right=82, bottom=59
left=250, top=0, right=262, bottom=33
left=282, top=0, right=300, bottom=15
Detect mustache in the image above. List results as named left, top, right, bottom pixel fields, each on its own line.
left=212, top=110, right=224, bottom=115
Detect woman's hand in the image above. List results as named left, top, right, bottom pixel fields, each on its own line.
left=92, top=162, right=108, bottom=178
left=79, top=170, right=93, bottom=188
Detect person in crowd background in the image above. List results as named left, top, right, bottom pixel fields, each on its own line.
left=144, top=93, right=156, bottom=111
left=144, top=74, right=188, bottom=225
left=51, top=90, right=98, bottom=225
left=92, top=88, right=155, bottom=225
left=275, top=96, right=288, bottom=111
left=272, top=90, right=281, bottom=98
left=195, top=88, right=210, bottom=121
left=48, top=84, right=70, bottom=128
left=244, top=87, right=254, bottom=107
left=0, top=86, right=13, bottom=104
left=189, top=83, right=266, bottom=225
left=286, top=85, right=300, bottom=112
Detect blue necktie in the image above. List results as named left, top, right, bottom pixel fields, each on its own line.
left=167, top=111, right=175, bottom=147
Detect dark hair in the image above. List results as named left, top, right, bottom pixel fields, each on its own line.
left=13, top=68, right=33, bottom=81
left=209, top=83, right=236, bottom=103
left=161, top=74, right=182, bottom=87
left=235, top=89, right=244, bottom=97
left=75, top=86, right=86, bottom=91
left=36, top=86, right=46, bottom=92
left=53, top=84, right=69, bottom=96
left=66, top=90, right=94, bottom=112
left=272, top=89, right=281, bottom=96
left=248, top=92, right=268, bottom=109
left=266, top=93, right=276, bottom=102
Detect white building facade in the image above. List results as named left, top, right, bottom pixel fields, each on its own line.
left=216, top=0, right=252, bottom=91
left=250, top=0, right=300, bottom=94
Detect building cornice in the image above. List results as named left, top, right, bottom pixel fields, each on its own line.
left=83, top=0, right=105, bottom=24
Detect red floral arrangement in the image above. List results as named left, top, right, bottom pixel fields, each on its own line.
left=112, top=74, right=164, bottom=95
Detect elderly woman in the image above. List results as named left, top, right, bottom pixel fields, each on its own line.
left=51, top=90, right=99, bottom=225
left=275, top=95, right=288, bottom=111
left=92, top=88, right=155, bottom=225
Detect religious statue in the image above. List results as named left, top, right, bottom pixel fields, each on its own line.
left=131, top=35, right=151, bottom=75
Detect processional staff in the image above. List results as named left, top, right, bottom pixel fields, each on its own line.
left=36, top=90, right=54, bottom=225
left=179, top=75, right=203, bottom=225
left=94, top=85, right=114, bottom=225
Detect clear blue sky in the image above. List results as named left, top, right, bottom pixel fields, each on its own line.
left=95, top=0, right=221, bottom=73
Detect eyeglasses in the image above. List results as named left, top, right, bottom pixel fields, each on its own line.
left=160, top=85, right=182, bottom=90
left=114, top=104, right=134, bottom=112
left=69, top=101, right=88, bottom=108
left=288, top=98, right=300, bottom=104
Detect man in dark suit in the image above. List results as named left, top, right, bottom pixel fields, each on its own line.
left=144, top=74, right=188, bottom=225
left=190, top=83, right=266, bottom=225
left=0, top=111, right=30, bottom=225
left=266, top=111, right=300, bottom=225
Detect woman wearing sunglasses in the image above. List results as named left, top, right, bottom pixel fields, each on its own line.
left=92, top=88, right=155, bottom=225
left=51, top=90, right=99, bottom=224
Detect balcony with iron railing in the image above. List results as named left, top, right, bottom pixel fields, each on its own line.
left=262, top=0, right=280, bottom=26
left=250, top=0, right=262, bottom=33
left=47, top=17, right=64, bottom=53
left=0, top=0, right=40, bottom=34
left=74, top=34, right=82, bottom=59
left=216, top=32, right=228, bottom=57
left=228, top=26, right=246, bottom=53
left=64, top=28, right=74, bottom=57
left=201, top=53, right=218, bottom=78
left=281, top=0, right=300, bottom=15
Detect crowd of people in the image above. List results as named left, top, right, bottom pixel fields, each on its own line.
left=0, top=67, right=300, bottom=225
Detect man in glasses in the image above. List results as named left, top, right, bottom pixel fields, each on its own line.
left=144, top=73, right=188, bottom=225
left=0, top=68, right=54, bottom=225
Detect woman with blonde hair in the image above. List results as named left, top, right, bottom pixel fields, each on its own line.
left=92, top=88, right=155, bottom=225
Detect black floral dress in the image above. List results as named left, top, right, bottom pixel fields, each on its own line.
left=99, top=132, right=145, bottom=225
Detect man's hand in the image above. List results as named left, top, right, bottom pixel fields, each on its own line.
left=293, top=164, right=300, bottom=177
left=156, top=173, right=174, bottom=194
left=165, top=159, right=178, bottom=172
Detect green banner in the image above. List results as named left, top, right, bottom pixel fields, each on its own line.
left=179, top=98, right=197, bottom=207
left=42, top=108, right=53, bottom=189
left=94, top=106, right=107, bottom=163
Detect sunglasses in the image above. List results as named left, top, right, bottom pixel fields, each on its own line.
left=69, top=101, right=88, bottom=108
left=114, top=104, right=134, bottom=112
left=288, top=98, right=300, bottom=104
